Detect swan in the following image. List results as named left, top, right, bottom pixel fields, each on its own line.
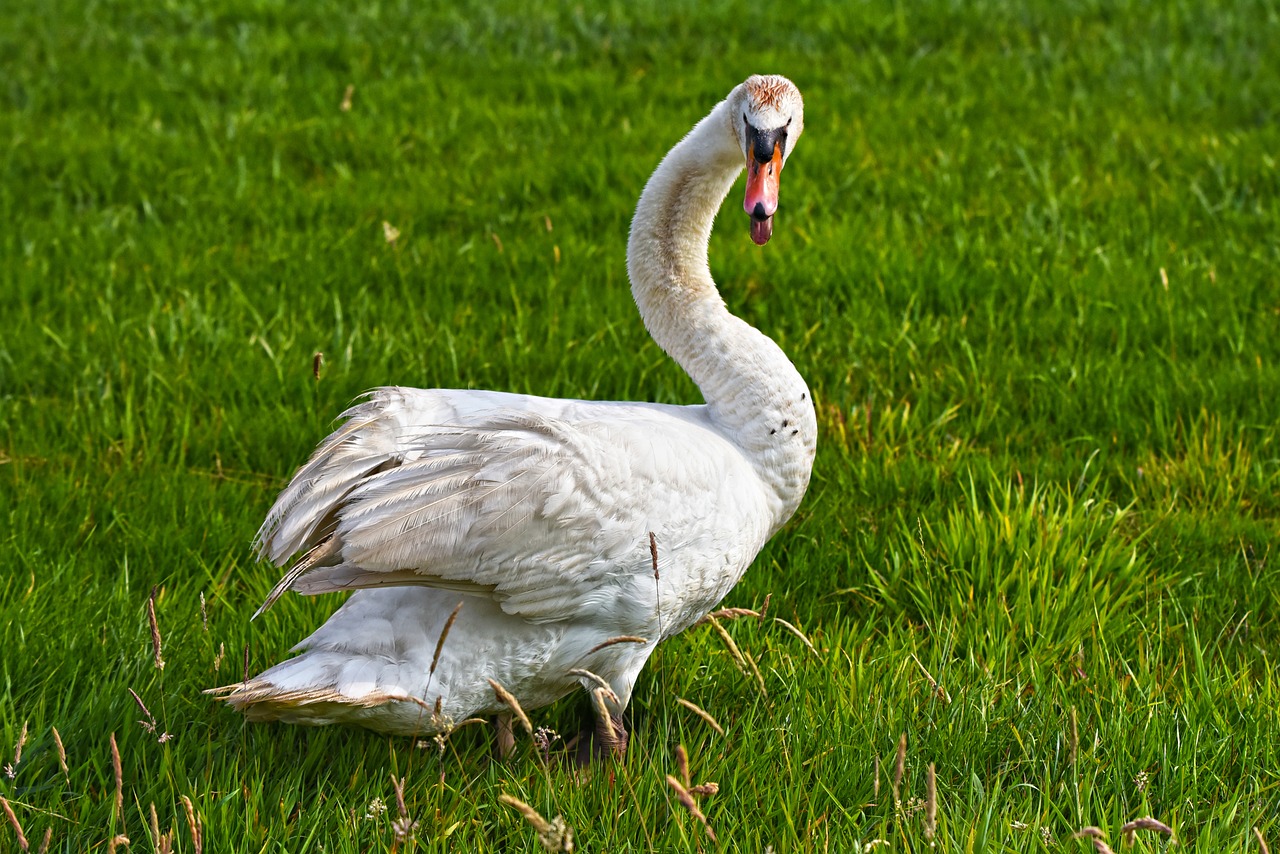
left=215, top=74, right=815, bottom=757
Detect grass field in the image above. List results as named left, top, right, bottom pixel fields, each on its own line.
left=2, top=0, right=1278, bottom=849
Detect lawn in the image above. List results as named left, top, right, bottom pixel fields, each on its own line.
left=1, top=0, right=1278, bottom=850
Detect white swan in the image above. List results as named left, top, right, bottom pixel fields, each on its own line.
left=216, top=75, right=815, bottom=755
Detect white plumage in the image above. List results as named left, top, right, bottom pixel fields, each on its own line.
left=216, top=75, right=816, bottom=744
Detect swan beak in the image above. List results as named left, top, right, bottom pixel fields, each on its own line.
left=744, top=141, right=783, bottom=246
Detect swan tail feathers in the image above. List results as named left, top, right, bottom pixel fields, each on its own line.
left=206, top=682, right=406, bottom=714
left=206, top=648, right=431, bottom=728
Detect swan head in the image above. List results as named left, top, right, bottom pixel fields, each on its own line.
left=733, top=75, right=804, bottom=246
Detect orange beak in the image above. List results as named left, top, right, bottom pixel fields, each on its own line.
left=744, top=141, right=783, bottom=245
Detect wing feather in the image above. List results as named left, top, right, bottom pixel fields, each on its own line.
left=253, top=386, right=767, bottom=623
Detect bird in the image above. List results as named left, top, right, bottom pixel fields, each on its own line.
left=213, top=74, right=816, bottom=759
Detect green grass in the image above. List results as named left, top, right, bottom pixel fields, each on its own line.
left=2, top=0, right=1278, bottom=849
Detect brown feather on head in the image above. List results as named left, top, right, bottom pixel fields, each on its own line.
left=745, top=74, right=802, bottom=113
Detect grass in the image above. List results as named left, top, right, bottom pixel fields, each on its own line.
left=1, top=0, right=1278, bottom=849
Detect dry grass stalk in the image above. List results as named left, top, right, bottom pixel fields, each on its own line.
left=415, top=715, right=486, bottom=753
left=1070, top=707, right=1079, bottom=766
left=110, top=733, right=124, bottom=819
left=1, top=794, right=29, bottom=851
left=1074, top=826, right=1116, bottom=853
left=1255, top=827, right=1271, bottom=854
left=148, top=587, right=164, bottom=671
left=340, top=84, right=354, bottom=112
left=242, top=643, right=250, bottom=683
left=774, top=618, right=817, bottom=655
left=587, top=635, right=648, bottom=654
left=744, top=650, right=769, bottom=697
left=450, top=717, right=487, bottom=730
left=873, top=755, right=880, bottom=800
left=399, top=692, right=445, bottom=717
left=925, top=762, right=937, bottom=839
left=670, top=743, right=719, bottom=803
left=910, top=654, right=951, bottom=703
left=312, top=352, right=324, bottom=380
left=704, top=616, right=749, bottom=673
left=675, top=698, right=725, bottom=736
left=199, top=591, right=209, bottom=632
left=107, top=834, right=130, bottom=853
left=1121, top=816, right=1173, bottom=846
left=591, top=689, right=617, bottom=746
left=51, top=727, right=67, bottom=781
left=892, top=732, right=907, bottom=802
left=391, top=774, right=408, bottom=816
left=650, top=531, right=664, bottom=638
left=498, top=794, right=575, bottom=852
left=543, top=815, right=576, bottom=851
left=129, top=689, right=155, bottom=730
left=699, top=607, right=761, bottom=623
left=567, top=669, right=621, bottom=705
left=180, top=795, right=202, bottom=854
left=13, top=720, right=27, bottom=767
left=488, top=679, right=533, bottom=738
left=499, top=794, right=552, bottom=834
left=666, top=775, right=716, bottom=843
left=37, top=827, right=51, bottom=854
left=390, top=773, right=419, bottom=842
left=430, top=601, right=463, bottom=675
left=758, top=592, right=772, bottom=623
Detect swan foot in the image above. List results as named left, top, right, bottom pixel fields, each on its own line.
left=492, top=713, right=516, bottom=761
left=569, top=710, right=628, bottom=766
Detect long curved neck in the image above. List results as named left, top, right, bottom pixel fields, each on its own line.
left=628, top=96, right=763, bottom=410
left=626, top=94, right=816, bottom=525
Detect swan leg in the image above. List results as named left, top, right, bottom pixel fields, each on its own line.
left=492, top=712, right=516, bottom=760
left=571, top=687, right=628, bottom=765
left=596, top=710, right=628, bottom=758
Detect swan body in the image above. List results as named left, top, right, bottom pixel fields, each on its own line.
left=218, top=75, right=815, bottom=738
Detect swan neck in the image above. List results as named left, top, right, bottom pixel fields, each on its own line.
left=625, top=91, right=817, bottom=527
left=626, top=98, right=743, bottom=396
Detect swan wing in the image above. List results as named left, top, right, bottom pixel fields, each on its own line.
left=253, top=386, right=767, bottom=623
